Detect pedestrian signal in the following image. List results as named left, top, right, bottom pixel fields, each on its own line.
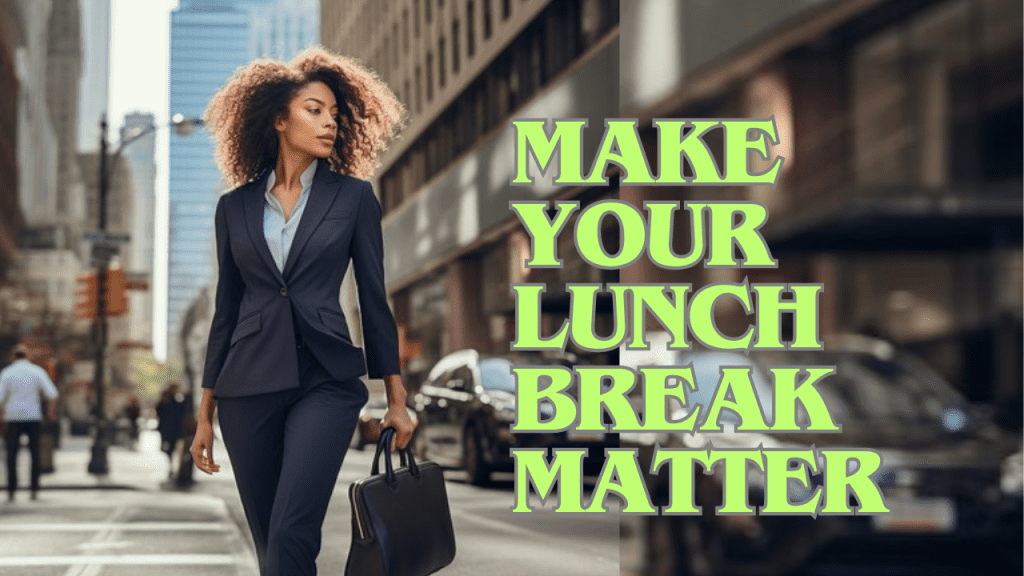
left=74, top=272, right=98, bottom=320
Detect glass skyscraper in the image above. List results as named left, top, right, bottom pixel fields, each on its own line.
left=167, top=0, right=255, bottom=359
left=167, top=0, right=313, bottom=359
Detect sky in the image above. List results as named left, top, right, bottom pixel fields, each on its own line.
left=108, top=0, right=180, bottom=362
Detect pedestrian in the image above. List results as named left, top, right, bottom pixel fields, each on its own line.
left=124, top=395, right=141, bottom=444
left=190, top=47, right=416, bottom=576
left=155, top=383, right=187, bottom=476
left=0, top=343, right=59, bottom=501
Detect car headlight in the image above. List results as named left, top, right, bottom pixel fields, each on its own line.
left=495, top=405, right=516, bottom=423
left=940, top=408, right=968, bottom=432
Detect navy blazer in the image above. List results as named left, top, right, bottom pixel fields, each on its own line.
left=201, top=159, right=401, bottom=398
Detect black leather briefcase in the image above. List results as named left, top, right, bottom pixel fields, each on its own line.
left=345, top=427, right=456, bottom=576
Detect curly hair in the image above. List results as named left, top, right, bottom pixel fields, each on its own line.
left=204, top=46, right=406, bottom=187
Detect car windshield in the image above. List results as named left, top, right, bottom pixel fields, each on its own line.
left=478, top=355, right=579, bottom=393
left=808, top=353, right=966, bottom=431
left=676, top=351, right=774, bottom=426
left=478, top=358, right=517, bottom=393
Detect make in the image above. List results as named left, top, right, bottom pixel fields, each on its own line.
left=510, top=118, right=785, bottom=186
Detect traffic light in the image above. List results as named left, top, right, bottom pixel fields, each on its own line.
left=104, top=265, right=128, bottom=317
left=74, top=272, right=98, bottom=320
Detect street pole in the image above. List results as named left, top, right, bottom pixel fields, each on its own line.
left=88, top=114, right=110, bottom=475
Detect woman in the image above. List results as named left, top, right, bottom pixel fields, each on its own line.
left=190, top=47, right=416, bottom=576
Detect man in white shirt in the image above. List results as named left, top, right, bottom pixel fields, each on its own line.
left=1, top=343, right=59, bottom=501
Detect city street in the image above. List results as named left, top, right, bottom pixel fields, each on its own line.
left=0, top=428, right=620, bottom=575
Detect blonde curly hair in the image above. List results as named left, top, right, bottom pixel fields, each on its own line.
left=204, top=46, right=406, bottom=187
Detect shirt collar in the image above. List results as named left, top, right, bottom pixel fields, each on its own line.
left=265, top=159, right=318, bottom=196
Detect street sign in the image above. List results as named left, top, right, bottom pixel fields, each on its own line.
left=91, top=241, right=118, bottom=264
left=83, top=231, right=131, bottom=243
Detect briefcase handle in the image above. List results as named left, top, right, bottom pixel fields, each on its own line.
left=372, top=427, right=421, bottom=485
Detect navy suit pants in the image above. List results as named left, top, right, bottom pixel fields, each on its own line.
left=218, top=340, right=368, bottom=576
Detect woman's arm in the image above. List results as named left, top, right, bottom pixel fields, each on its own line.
left=190, top=388, right=220, bottom=474
left=351, top=181, right=415, bottom=448
left=350, top=181, right=402, bottom=378
left=380, top=373, right=416, bottom=449
left=201, top=193, right=246, bottom=392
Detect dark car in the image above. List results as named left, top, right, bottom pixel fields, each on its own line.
left=351, top=395, right=418, bottom=451
left=624, top=334, right=1021, bottom=576
left=412, top=349, right=618, bottom=485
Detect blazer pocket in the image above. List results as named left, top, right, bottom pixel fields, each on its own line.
left=230, top=313, right=261, bottom=346
left=318, top=307, right=352, bottom=341
left=323, top=211, right=355, bottom=221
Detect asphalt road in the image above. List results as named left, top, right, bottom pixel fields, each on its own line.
left=195, top=432, right=621, bottom=576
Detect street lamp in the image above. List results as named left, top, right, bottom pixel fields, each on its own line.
left=87, top=112, right=204, bottom=476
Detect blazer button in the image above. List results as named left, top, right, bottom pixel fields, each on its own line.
left=279, top=287, right=288, bottom=297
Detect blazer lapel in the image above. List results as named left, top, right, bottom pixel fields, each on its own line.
left=283, top=159, right=340, bottom=279
left=243, top=169, right=286, bottom=285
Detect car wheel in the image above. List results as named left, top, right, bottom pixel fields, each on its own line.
left=463, top=425, right=491, bottom=486
left=673, top=513, right=810, bottom=576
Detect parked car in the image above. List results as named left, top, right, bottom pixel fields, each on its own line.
left=351, top=395, right=418, bottom=451
left=412, top=349, right=618, bottom=485
left=623, top=333, right=1021, bottom=576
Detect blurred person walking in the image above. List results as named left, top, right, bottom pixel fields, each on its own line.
left=190, top=47, right=415, bottom=576
left=0, top=343, right=59, bottom=501
left=156, top=383, right=187, bottom=477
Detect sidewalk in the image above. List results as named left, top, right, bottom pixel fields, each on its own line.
left=0, top=428, right=260, bottom=576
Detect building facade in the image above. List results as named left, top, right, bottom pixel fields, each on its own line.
left=120, top=112, right=157, bottom=347
left=619, top=0, right=1023, bottom=426
left=249, top=0, right=319, bottom=60
left=76, top=0, right=108, bottom=153
left=322, top=0, right=620, bottom=384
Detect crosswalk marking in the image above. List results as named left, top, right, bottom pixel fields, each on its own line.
left=0, top=522, right=231, bottom=532
left=0, top=555, right=238, bottom=566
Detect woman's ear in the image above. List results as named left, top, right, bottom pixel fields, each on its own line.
left=274, top=111, right=288, bottom=132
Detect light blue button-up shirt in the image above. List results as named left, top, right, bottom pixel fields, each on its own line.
left=0, top=359, right=59, bottom=422
left=264, top=160, right=318, bottom=273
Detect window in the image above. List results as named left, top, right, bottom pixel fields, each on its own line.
left=415, top=65, right=422, bottom=113
left=404, top=78, right=411, bottom=111
left=466, top=1, right=476, bottom=57
left=439, top=36, right=447, bottom=87
left=403, top=9, right=409, bottom=53
left=393, top=23, right=400, bottom=65
left=502, top=0, right=511, bottom=20
left=414, top=0, right=420, bottom=38
left=452, top=20, right=460, bottom=72
left=426, top=0, right=432, bottom=23
left=426, top=51, right=434, bottom=101
left=484, top=0, right=493, bottom=39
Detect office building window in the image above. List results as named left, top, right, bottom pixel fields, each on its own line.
left=484, top=0, right=493, bottom=39
left=452, top=20, right=460, bottom=72
left=439, top=36, right=447, bottom=87
left=403, top=9, right=410, bottom=53
left=426, top=0, right=432, bottom=23
left=503, top=0, right=511, bottom=20
left=415, top=0, right=420, bottom=38
left=426, top=51, right=434, bottom=101
left=415, top=65, right=422, bottom=113
left=467, top=1, right=476, bottom=57
left=393, top=23, right=400, bottom=65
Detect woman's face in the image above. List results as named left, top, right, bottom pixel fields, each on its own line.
left=275, top=80, right=339, bottom=159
